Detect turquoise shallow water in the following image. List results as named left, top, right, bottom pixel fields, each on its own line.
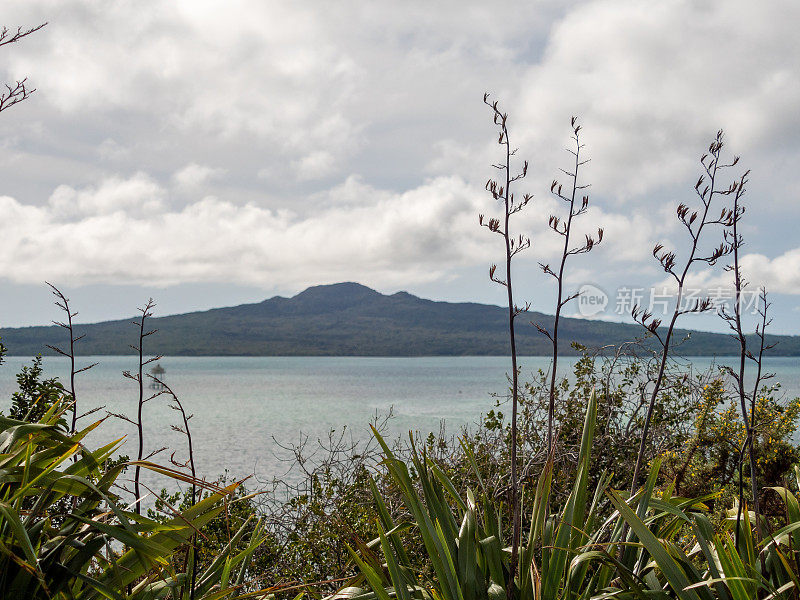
left=1, top=355, right=798, bottom=493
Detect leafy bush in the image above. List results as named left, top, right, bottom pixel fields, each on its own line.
left=661, top=378, right=800, bottom=513
left=0, top=393, right=268, bottom=598
left=347, top=392, right=800, bottom=600
left=7, top=354, right=65, bottom=422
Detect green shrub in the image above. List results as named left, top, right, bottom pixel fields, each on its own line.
left=7, top=354, right=65, bottom=422
left=0, top=394, right=268, bottom=598
left=347, top=392, right=800, bottom=600
left=661, top=378, right=800, bottom=514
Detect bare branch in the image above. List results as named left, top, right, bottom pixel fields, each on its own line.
left=0, top=23, right=46, bottom=114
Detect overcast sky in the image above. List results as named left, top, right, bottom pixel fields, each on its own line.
left=1, top=0, right=799, bottom=336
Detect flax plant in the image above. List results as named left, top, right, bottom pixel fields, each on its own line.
left=536, top=117, right=602, bottom=455
left=346, top=391, right=603, bottom=600
left=478, top=93, right=532, bottom=592
left=347, top=401, right=800, bottom=600
left=740, top=290, right=775, bottom=542
left=44, top=283, right=97, bottom=433
left=717, top=168, right=768, bottom=544
left=121, top=299, right=162, bottom=514
left=0, top=22, right=46, bottom=114
left=0, top=398, right=265, bottom=599
left=629, top=130, right=742, bottom=495
left=149, top=375, right=201, bottom=599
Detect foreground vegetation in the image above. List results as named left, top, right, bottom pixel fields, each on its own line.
left=0, top=358, right=265, bottom=598
left=3, top=337, right=800, bottom=598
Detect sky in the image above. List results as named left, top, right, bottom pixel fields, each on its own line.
left=1, top=0, right=799, bottom=336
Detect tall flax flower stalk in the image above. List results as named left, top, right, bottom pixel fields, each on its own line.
left=629, top=131, right=741, bottom=494
left=0, top=23, right=47, bottom=115
left=45, top=283, right=97, bottom=433
left=122, top=299, right=162, bottom=514
left=478, top=93, right=531, bottom=594
left=536, top=118, right=602, bottom=454
left=743, top=290, right=775, bottom=538
left=720, top=172, right=775, bottom=544
left=150, top=376, right=200, bottom=599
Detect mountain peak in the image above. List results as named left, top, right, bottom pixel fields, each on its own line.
left=290, top=282, right=384, bottom=311
left=294, top=282, right=380, bottom=298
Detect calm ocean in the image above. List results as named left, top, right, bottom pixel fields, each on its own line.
left=1, top=355, right=799, bottom=493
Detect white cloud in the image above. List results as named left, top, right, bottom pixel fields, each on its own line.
left=292, top=151, right=336, bottom=181
left=1, top=0, right=567, bottom=186
left=740, top=250, right=800, bottom=295
left=0, top=174, right=494, bottom=288
left=5, top=1, right=362, bottom=174
left=514, top=0, right=800, bottom=202
left=675, top=248, right=800, bottom=297
left=47, top=173, right=165, bottom=218
left=6, top=1, right=798, bottom=207
left=172, top=163, right=225, bottom=190
left=96, top=138, right=130, bottom=162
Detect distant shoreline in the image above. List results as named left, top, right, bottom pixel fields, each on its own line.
left=2, top=283, right=798, bottom=357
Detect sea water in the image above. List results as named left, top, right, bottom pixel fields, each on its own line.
left=1, top=355, right=798, bottom=494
